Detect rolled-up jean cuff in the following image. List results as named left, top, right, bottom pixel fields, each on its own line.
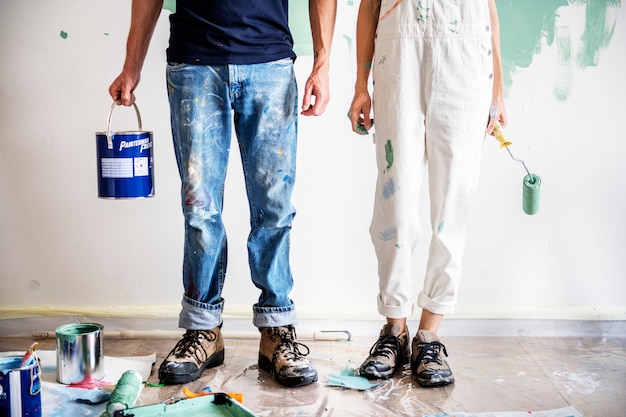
left=178, top=295, right=224, bottom=330
left=417, top=292, right=457, bottom=315
left=377, top=296, right=415, bottom=319
left=252, top=302, right=298, bottom=328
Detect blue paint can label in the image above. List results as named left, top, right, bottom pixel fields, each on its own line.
left=95, top=102, right=155, bottom=199
left=0, top=357, right=42, bottom=417
left=96, top=131, right=154, bottom=199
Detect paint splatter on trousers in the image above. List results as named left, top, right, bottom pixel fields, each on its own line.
left=166, top=59, right=299, bottom=329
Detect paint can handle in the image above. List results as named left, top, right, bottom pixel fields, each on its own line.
left=105, top=101, right=143, bottom=149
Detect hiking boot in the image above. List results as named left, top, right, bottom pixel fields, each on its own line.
left=411, top=330, right=454, bottom=387
left=359, top=323, right=410, bottom=379
left=258, top=325, right=318, bottom=387
left=158, top=328, right=225, bottom=384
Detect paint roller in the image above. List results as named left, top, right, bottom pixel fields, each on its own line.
left=105, top=370, right=143, bottom=417
left=491, top=123, right=541, bottom=215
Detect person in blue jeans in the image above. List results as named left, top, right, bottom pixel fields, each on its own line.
left=109, top=0, right=336, bottom=387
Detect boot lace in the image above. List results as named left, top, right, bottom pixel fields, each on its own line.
left=271, top=327, right=310, bottom=363
left=167, top=330, right=217, bottom=362
left=413, top=341, right=448, bottom=371
left=368, top=334, right=402, bottom=361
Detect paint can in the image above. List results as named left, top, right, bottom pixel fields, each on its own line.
left=0, top=357, right=42, bottom=417
left=55, top=323, right=104, bottom=385
left=95, top=102, right=154, bottom=199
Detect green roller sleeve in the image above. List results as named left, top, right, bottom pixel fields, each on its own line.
left=106, top=370, right=143, bottom=417
left=523, top=174, right=541, bottom=215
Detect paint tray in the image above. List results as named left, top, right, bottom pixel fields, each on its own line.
left=115, top=393, right=258, bottom=417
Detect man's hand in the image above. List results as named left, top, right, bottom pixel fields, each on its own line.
left=109, top=69, right=141, bottom=106
left=301, top=67, right=330, bottom=116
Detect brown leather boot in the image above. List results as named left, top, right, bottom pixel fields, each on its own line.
left=258, top=325, right=318, bottom=387
left=411, top=330, right=455, bottom=387
left=158, top=328, right=225, bottom=384
left=359, top=323, right=410, bottom=379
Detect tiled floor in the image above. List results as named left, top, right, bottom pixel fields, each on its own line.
left=1, top=332, right=625, bottom=416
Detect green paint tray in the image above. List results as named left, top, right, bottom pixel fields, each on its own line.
left=114, top=393, right=258, bottom=417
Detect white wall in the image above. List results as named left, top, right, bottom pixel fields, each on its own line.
left=1, top=0, right=625, bottom=328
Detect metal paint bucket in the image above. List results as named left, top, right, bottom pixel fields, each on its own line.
left=96, top=102, right=154, bottom=199
left=0, top=357, right=42, bottom=417
left=55, top=323, right=104, bottom=385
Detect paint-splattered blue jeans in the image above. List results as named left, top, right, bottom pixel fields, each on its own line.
left=166, top=58, right=299, bottom=330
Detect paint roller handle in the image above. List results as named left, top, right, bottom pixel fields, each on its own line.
left=492, top=122, right=512, bottom=149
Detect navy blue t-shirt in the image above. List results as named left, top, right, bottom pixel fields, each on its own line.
left=166, top=0, right=296, bottom=65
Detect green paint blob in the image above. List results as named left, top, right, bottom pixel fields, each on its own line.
left=385, top=139, right=393, bottom=170
left=60, top=30, right=68, bottom=39
left=55, top=323, right=102, bottom=343
left=343, top=34, right=353, bottom=52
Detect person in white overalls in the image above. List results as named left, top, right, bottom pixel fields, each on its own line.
left=348, top=0, right=507, bottom=387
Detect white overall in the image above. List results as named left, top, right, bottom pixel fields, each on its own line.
left=371, top=0, right=494, bottom=317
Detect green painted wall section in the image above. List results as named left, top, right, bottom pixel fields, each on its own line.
left=496, top=0, right=621, bottom=100
left=159, top=1, right=622, bottom=100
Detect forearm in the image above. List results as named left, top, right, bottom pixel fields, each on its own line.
left=123, top=0, right=164, bottom=75
left=354, top=0, right=380, bottom=92
left=309, top=0, right=337, bottom=73
left=488, top=0, right=504, bottom=102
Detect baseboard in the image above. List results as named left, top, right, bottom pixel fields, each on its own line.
left=1, top=305, right=625, bottom=339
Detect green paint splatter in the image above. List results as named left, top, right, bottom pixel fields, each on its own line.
left=60, top=30, right=68, bottom=39
left=385, top=139, right=393, bottom=170
left=365, top=61, right=372, bottom=69
left=343, top=34, right=353, bottom=52
left=437, top=221, right=445, bottom=233
left=163, top=0, right=176, bottom=13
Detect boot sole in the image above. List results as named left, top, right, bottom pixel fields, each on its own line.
left=360, top=356, right=409, bottom=380
left=159, top=349, right=225, bottom=385
left=416, top=375, right=455, bottom=387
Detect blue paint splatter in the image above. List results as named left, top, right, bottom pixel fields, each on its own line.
left=379, top=227, right=397, bottom=241
left=382, top=176, right=399, bottom=199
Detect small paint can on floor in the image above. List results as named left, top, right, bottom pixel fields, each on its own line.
left=95, top=102, right=154, bottom=199
left=55, top=323, right=104, bottom=385
left=0, top=357, right=42, bottom=417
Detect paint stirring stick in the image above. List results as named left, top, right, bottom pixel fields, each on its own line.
left=20, top=342, right=38, bottom=367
